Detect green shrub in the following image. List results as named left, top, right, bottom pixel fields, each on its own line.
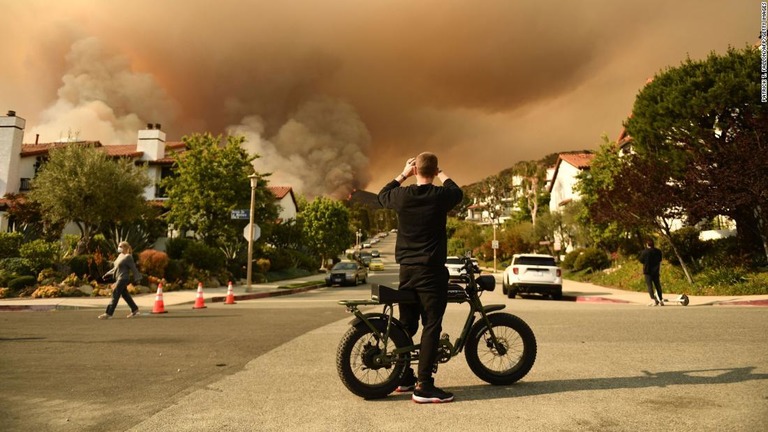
left=698, top=266, right=749, bottom=286
left=8, top=275, right=36, bottom=292
left=182, top=242, right=225, bottom=272
left=67, top=255, right=92, bottom=279
left=166, top=238, right=192, bottom=260
left=164, top=259, right=186, bottom=282
left=138, top=249, right=169, bottom=278
left=19, top=239, right=60, bottom=275
left=0, top=232, right=24, bottom=259
left=0, top=258, right=33, bottom=276
left=659, top=227, right=707, bottom=267
left=0, top=270, right=14, bottom=287
left=561, top=248, right=586, bottom=270
left=573, top=248, right=611, bottom=273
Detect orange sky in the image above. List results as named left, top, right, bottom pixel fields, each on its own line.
left=0, top=0, right=758, bottom=196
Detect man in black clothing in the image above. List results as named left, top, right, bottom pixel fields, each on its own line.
left=378, top=152, right=463, bottom=403
left=639, top=238, right=664, bottom=306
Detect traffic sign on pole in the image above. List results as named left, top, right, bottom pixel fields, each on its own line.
left=231, top=209, right=250, bottom=220
left=243, top=223, right=261, bottom=241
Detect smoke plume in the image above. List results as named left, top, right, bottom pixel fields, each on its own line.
left=0, top=0, right=755, bottom=194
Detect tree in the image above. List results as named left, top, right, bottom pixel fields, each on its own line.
left=515, top=161, right=548, bottom=227
left=578, top=145, right=695, bottom=283
left=27, top=143, right=150, bottom=253
left=162, top=133, right=277, bottom=250
left=625, top=46, right=768, bottom=263
left=300, top=196, right=351, bottom=268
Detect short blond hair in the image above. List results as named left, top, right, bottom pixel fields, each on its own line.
left=118, top=241, right=132, bottom=253
left=416, top=152, right=439, bottom=177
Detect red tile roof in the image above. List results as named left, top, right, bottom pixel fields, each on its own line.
left=20, top=140, right=188, bottom=161
left=268, top=186, right=292, bottom=199
left=559, top=153, right=594, bottom=169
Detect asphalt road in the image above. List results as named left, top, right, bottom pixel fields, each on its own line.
left=2, top=277, right=767, bottom=431
left=2, top=236, right=767, bottom=431
left=0, top=304, right=349, bottom=431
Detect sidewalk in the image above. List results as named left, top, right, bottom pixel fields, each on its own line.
left=0, top=276, right=328, bottom=312
left=1, top=275, right=767, bottom=311
left=561, top=279, right=768, bottom=307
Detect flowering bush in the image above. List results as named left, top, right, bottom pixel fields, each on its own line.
left=138, top=249, right=169, bottom=278
left=31, top=285, right=61, bottom=298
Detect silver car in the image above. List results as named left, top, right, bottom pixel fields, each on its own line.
left=325, top=261, right=368, bottom=286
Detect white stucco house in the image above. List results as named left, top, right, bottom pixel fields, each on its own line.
left=548, top=152, right=595, bottom=212
left=0, top=111, right=297, bottom=235
left=548, top=152, right=595, bottom=253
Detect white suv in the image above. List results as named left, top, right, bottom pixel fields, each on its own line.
left=502, top=254, right=562, bottom=300
left=445, top=256, right=465, bottom=281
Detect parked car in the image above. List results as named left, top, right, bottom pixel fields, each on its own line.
left=358, top=251, right=373, bottom=267
left=325, top=261, right=368, bottom=286
left=502, top=254, right=562, bottom=299
left=445, top=256, right=465, bottom=281
left=445, top=256, right=478, bottom=281
left=369, top=258, right=385, bottom=271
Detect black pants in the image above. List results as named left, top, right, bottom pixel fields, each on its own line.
left=398, top=264, right=449, bottom=383
left=106, top=279, right=139, bottom=316
left=644, top=273, right=663, bottom=302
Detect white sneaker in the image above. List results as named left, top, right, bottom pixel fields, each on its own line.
left=647, top=301, right=658, bottom=307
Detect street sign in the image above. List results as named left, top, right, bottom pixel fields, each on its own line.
left=243, top=223, right=261, bottom=241
left=231, top=209, right=250, bottom=220
left=492, top=240, right=499, bottom=250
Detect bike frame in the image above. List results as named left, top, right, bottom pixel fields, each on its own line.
left=339, top=260, right=508, bottom=366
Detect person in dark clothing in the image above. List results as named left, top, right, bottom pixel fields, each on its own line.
left=99, top=241, right=143, bottom=319
left=639, top=238, right=664, bottom=306
left=378, top=152, right=463, bottom=404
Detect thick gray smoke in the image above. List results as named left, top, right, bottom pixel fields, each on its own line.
left=228, top=97, right=371, bottom=198
left=0, top=0, right=755, bottom=191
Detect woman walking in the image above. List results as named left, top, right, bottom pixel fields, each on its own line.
left=99, top=241, right=143, bottom=319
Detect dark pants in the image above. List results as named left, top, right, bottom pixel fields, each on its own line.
left=398, top=264, right=449, bottom=383
left=644, top=273, right=663, bottom=302
left=106, top=279, right=139, bottom=316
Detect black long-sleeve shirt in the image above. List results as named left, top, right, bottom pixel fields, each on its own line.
left=378, top=179, right=463, bottom=266
left=639, top=247, right=662, bottom=275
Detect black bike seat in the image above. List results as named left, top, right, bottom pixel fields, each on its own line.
left=371, top=284, right=418, bottom=304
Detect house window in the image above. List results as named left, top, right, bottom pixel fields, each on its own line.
left=155, top=166, right=175, bottom=198
left=19, top=178, right=31, bottom=192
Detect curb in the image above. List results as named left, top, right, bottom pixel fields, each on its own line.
left=209, top=284, right=325, bottom=303
left=564, top=295, right=633, bottom=304
left=712, top=299, right=768, bottom=307
left=0, top=284, right=326, bottom=312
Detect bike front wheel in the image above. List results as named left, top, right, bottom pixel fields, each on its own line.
left=336, top=321, right=411, bottom=399
left=465, top=313, right=537, bottom=385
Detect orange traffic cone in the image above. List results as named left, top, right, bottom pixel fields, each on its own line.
left=224, top=281, right=237, bottom=304
left=152, top=283, right=168, bottom=314
left=192, top=282, right=207, bottom=309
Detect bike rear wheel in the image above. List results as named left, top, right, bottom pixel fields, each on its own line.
left=336, top=321, right=411, bottom=399
left=465, top=313, right=537, bottom=385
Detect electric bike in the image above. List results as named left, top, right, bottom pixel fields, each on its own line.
left=336, top=255, right=537, bottom=399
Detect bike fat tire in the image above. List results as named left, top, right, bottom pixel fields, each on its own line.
left=465, top=313, right=537, bottom=385
left=336, top=320, right=411, bottom=399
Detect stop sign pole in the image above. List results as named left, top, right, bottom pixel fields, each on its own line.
left=247, top=174, right=258, bottom=290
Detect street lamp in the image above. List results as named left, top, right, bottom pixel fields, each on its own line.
left=493, top=220, right=498, bottom=274
left=246, top=174, right=258, bottom=290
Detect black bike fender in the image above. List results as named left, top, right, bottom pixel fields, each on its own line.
left=348, top=313, right=411, bottom=336
left=483, top=304, right=506, bottom=313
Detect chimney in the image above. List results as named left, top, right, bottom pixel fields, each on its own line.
left=0, top=110, right=26, bottom=198
left=137, top=122, right=166, bottom=161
